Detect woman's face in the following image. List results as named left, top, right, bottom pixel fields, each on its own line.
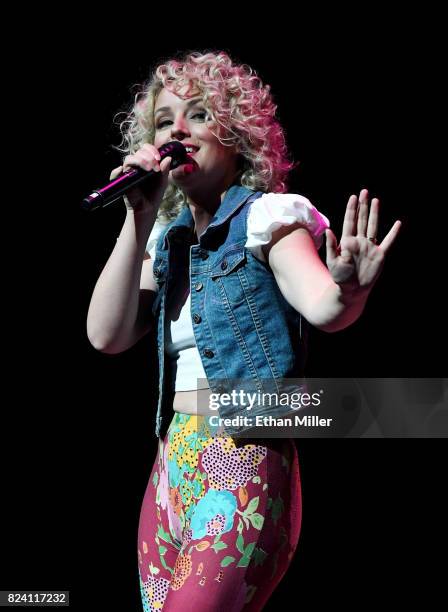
left=153, top=86, right=239, bottom=193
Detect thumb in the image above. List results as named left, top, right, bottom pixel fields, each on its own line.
left=110, top=165, right=124, bottom=181
left=160, top=156, right=172, bottom=174
left=325, top=229, right=338, bottom=262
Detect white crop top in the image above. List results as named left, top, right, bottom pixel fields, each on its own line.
left=146, top=193, right=330, bottom=391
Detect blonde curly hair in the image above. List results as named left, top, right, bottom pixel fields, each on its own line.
left=114, top=50, right=295, bottom=223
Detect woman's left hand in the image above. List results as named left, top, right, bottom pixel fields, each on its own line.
left=325, top=189, right=402, bottom=296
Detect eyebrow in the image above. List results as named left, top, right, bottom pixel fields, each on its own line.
left=154, top=97, right=204, bottom=116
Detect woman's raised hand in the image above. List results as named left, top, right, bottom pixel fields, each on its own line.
left=109, top=144, right=172, bottom=215
left=325, top=189, right=402, bottom=296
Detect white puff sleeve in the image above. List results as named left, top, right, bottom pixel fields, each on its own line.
left=245, top=193, right=330, bottom=262
left=145, top=219, right=167, bottom=259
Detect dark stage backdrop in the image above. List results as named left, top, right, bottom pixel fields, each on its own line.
left=1, top=14, right=446, bottom=611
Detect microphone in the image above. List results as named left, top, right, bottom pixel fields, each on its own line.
left=81, top=141, right=188, bottom=211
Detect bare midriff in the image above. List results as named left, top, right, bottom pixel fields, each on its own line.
left=173, top=388, right=212, bottom=416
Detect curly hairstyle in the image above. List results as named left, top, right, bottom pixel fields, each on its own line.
left=114, top=50, right=295, bottom=223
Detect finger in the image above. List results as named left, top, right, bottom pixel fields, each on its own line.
left=357, top=188, right=369, bottom=236
left=325, top=229, right=339, bottom=263
left=109, top=166, right=123, bottom=180
left=366, top=197, right=380, bottom=241
left=378, top=220, right=402, bottom=254
left=122, top=154, right=139, bottom=172
left=135, top=151, right=161, bottom=172
left=341, top=194, right=359, bottom=238
left=160, top=156, right=172, bottom=173
left=141, top=143, right=161, bottom=161
left=123, top=153, right=160, bottom=173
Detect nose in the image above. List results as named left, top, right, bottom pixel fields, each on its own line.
left=170, top=114, right=191, bottom=140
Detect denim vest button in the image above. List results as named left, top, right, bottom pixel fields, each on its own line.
left=220, top=260, right=228, bottom=270
left=153, top=269, right=161, bottom=278
left=203, top=349, right=214, bottom=358
left=193, top=313, right=202, bottom=323
left=195, top=282, right=203, bottom=291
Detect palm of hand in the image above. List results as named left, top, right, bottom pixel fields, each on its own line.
left=325, top=190, right=401, bottom=294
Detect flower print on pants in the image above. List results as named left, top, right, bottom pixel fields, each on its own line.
left=137, top=413, right=303, bottom=610
left=190, top=489, right=238, bottom=540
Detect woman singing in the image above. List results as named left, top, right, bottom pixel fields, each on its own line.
left=86, top=50, right=401, bottom=610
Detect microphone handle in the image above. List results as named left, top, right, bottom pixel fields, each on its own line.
left=82, top=141, right=187, bottom=211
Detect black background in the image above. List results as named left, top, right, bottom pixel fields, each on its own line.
left=1, top=10, right=446, bottom=610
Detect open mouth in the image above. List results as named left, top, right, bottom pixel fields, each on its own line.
left=184, top=145, right=200, bottom=158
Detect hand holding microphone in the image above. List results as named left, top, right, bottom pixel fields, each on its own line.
left=82, top=141, right=188, bottom=213
left=116, top=143, right=173, bottom=215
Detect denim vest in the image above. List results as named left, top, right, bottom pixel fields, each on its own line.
left=151, top=185, right=309, bottom=438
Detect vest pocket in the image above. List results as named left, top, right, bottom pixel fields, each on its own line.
left=210, top=247, right=246, bottom=278
left=210, top=247, right=248, bottom=305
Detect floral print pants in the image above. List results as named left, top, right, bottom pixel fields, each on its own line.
left=137, top=412, right=302, bottom=611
